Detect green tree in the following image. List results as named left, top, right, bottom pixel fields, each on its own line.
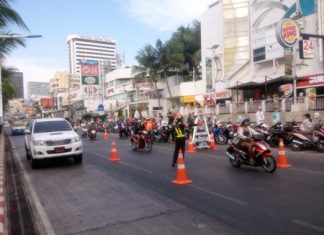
left=1, top=67, right=17, bottom=110
left=135, top=44, right=161, bottom=108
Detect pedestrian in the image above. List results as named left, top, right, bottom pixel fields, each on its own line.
left=255, top=106, right=265, bottom=125
left=271, top=107, right=281, bottom=125
left=172, top=116, right=186, bottom=167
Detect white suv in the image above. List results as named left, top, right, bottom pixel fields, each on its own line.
left=25, top=118, right=83, bottom=168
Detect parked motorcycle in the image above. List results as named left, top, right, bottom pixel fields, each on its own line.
left=129, top=131, right=153, bottom=152
left=89, top=128, right=97, bottom=141
left=290, top=123, right=324, bottom=152
left=267, top=121, right=296, bottom=147
left=226, top=135, right=277, bottom=173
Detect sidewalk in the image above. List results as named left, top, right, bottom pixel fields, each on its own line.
left=0, top=135, right=5, bottom=235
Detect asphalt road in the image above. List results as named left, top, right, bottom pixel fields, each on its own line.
left=10, top=133, right=324, bottom=235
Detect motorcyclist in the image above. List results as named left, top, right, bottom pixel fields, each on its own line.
left=237, top=117, right=259, bottom=164
left=88, top=120, right=96, bottom=135
left=300, top=113, right=313, bottom=134
left=132, top=119, right=144, bottom=146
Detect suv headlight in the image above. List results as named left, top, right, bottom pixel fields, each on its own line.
left=71, top=137, right=81, bottom=143
left=34, top=140, right=46, bottom=146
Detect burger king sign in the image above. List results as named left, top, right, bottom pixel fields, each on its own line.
left=276, top=19, right=299, bottom=48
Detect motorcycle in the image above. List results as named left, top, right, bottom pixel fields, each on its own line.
left=290, top=123, right=324, bottom=152
left=89, top=129, right=97, bottom=141
left=267, top=121, right=296, bottom=147
left=119, top=123, right=128, bottom=139
left=81, top=126, right=88, bottom=138
left=129, top=131, right=153, bottom=152
left=226, top=135, right=277, bottom=173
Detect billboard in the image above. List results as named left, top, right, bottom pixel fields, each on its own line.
left=40, top=98, right=54, bottom=108
left=79, top=60, right=100, bottom=95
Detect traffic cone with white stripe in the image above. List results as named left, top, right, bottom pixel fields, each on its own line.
left=172, top=150, right=192, bottom=185
left=109, top=140, right=120, bottom=161
left=277, top=139, right=291, bottom=168
left=104, top=130, right=109, bottom=140
left=209, top=133, right=216, bottom=151
left=187, top=135, right=196, bottom=153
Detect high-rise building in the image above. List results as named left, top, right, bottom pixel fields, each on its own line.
left=26, top=82, right=50, bottom=100
left=10, top=70, right=24, bottom=98
left=67, top=34, right=117, bottom=74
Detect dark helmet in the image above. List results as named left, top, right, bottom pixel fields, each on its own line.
left=305, top=113, right=311, bottom=118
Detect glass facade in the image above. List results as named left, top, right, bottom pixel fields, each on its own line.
left=223, top=0, right=250, bottom=78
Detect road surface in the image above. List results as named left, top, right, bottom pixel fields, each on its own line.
left=10, top=133, right=324, bottom=235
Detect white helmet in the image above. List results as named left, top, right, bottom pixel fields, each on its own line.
left=314, top=112, right=320, bottom=119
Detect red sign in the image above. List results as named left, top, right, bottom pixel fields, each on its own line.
left=297, top=74, right=324, bottom=88
left=81, top=65, right=99, bottom=76
left=204, top=91, right=230, bottom=100
left=40, top=98, right=54, bottom=108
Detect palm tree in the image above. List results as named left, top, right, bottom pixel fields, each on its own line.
left=135, top=44, right=161, bottom=108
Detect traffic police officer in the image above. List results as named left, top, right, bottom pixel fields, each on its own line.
left=172, top=116, right=186, bottom=167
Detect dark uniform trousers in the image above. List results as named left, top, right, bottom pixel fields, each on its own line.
left=173, top=137, right=186, bottom=165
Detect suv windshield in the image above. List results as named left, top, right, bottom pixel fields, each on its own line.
left=33, top=121, right=72, bottom=133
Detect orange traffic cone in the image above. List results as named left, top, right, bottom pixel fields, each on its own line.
left=172, top=150, right=192, bottom=185
left=187, top=135, right=196, bottom=153
left=104, top=130, right=109, bottom=140
left=109, top=140, right=120, bottom=161
left=277, top=139, right=291, bottom=168
left=209, top=133, right=216, bottom=151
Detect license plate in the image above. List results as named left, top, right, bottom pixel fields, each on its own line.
left=54, top=147, right=65, bottom=153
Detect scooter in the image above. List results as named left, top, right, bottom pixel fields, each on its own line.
left=290, top=123, right=324, bottom=152
left=129, top=131, right=153, bottom=152
left=89, top=129, right=97, bottom=141
left=226, top=135, right=277, bottom=173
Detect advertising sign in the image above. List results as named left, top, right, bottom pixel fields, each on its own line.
left=276, top=19, right=299, bottom=48
left=279, top=84, right=293, bottom=97
left=284, top=47, right=293, bottom=76
left=297, top=74, right=324, bottom=88
left=299, top=40, right=315, bottom=59
left=80, top=60, right=100, bottom=95
left=205, top=58, right=213, bottom=91
left=40, top=98, right=54, bottom=108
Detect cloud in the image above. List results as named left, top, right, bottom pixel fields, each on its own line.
left=120, top=0, right=215, bottom=31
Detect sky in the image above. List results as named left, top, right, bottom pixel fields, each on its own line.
left=5, top=0, right=215, bottom=85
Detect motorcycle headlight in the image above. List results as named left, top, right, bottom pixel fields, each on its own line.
left=34, top=140, right=46, bottom=146
left=71, top=137, right=81, bottom=143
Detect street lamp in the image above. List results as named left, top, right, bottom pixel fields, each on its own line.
left=0, top=34, right=42, bottom=123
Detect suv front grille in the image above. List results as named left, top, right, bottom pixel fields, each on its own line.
left=46, top=139, right=71, bottom=146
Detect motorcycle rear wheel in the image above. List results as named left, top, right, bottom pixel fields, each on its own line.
left=317, top=142, right=324, bottom=153
left=269, top=136, right=280, bottom=148
left=262, top=156, right=276, bottom=173
left=145, top=142, right=152, bottom=152
left=216, top=135, right=228, bottom=145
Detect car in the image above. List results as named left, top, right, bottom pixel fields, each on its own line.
left=11, top=121, right=26, bottom=135
left=24, top=118, right=83, bottom=169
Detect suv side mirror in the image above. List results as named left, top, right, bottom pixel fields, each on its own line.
left=24, top=129, right=31, bottom=135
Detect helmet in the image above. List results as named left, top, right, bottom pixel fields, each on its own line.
left=314, top=112, right=320, bottom=119
left=305, top=113, right=311, bottom=118
left=239, top=116, right=250, bottom=126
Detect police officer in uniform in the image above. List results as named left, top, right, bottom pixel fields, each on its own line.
left=172, top=116, right=186, bottom=167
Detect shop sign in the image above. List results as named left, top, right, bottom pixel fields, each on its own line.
left=182, top=96, right=195, bottom=103
left=253, top=47, right=266, bottom=62
left=297, top=74, right=324, bottom=88
left=284, top=47, right=293, bottom=76
left=276, top=19, right=299, bottom=48
left=204, top=91, right=231, bottom=100
left=279, top=84, right=293, bottom=97
left=299, top=40, right=315, bottom=59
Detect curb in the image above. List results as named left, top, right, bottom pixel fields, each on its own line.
left=0, top=135, right=5, bottom=235
left=8, top=136, right=56, bottom=235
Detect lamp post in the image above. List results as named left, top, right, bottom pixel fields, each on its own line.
left=0, top=34, right=42, bottom=123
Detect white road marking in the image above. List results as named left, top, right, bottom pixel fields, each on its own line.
left=119, top=161, right=153, bottom=174
left=291, top=219, right=324, bottom=233
left=290, top=167, right=324, bottom=176
left=189, top=185, right=248, bottom=206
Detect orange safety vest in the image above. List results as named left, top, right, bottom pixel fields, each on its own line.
left=146, top=120, right=153, bottom=131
